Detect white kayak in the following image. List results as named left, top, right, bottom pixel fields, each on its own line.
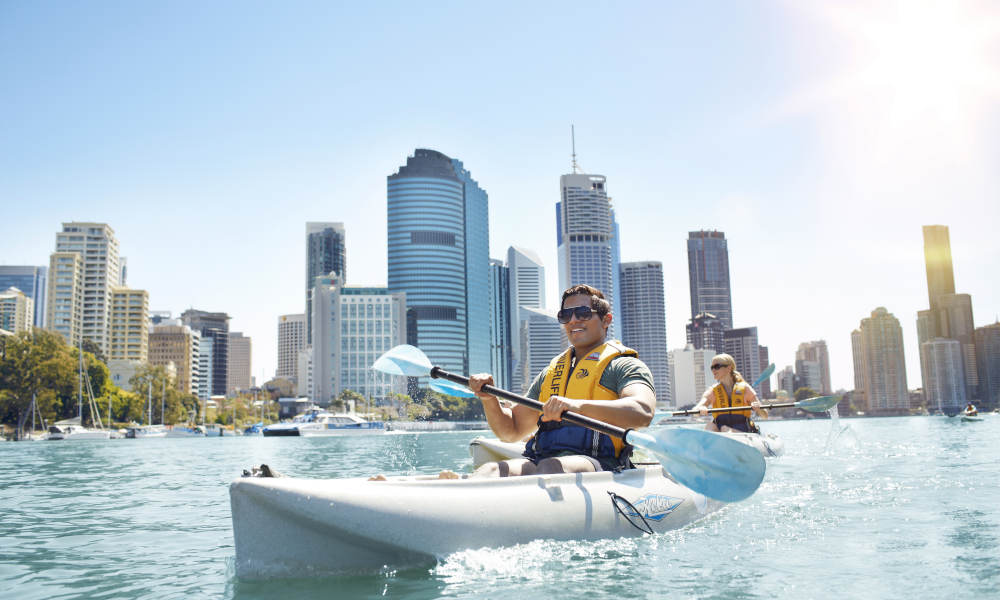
left=469, top=430, right=784, bottom=468
left=961, top=414, right=983, bottom=422
left=230, top=466, right=724, bottom=579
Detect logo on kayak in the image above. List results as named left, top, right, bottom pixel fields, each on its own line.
left=625, top=494, right=683, bottom=522
left=575, top=368, right=589, bottom=379
left=584, top=352, right=600, bottom=361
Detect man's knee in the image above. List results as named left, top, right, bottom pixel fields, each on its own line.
left=535, top=457, right=566, bottom=474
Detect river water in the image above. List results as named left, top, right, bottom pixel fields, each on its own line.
left=2, top=415, right=998, bottom=599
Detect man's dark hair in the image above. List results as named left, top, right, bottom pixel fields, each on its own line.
left=560, top=284, right=611, bottom=316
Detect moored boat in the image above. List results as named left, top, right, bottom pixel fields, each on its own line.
left=47, top=417, right=112, bottom=441
left=297, top=413, right=387, bottom=437
left=230, top=465, right=723, bottom=579
left=166, top=425, right=206, bottom=438
left=126, top=424, right=168, bottom=438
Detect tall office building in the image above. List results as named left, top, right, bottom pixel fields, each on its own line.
left=758, top=345, right=771, bottom=399
left=277, top=313, right=306, bottom=382
left=667, top=344, right=714, bottom=408
left=0, top=266, right=47, bottom=328
left=851, top=328, right=865, bottom=396
left=149, top=320, right=200, bottom=395
left=108, top=287, right=149, bottom=362
left=777, top=366, right=795, bottom=398
left=197, top=336, right=214, bottom=400
left=306, top=222, right=346, bottom=344
left=311, top=274, right=406, bottom=403
left=795, top=340, right=831, bottom=395
left=853, top=307, right=909, bottom=413
left=387, top=149, right=490, bottom=377
left=519, top=307, right=568, bottom=389
left=507, top=246, right=545, bottom=393
left=923, top=225, right=955, bottom=308
left=975, top=322, right=1000, bottom=409
left=687, top=231, right=733, bottom=329
left=620, top=261, right=670, bottom=404
left=45, top=252, right=83, bottom=347
left=0, top=287, right=33, bottom=334
left=933, top=294, right=977, bottom=400
left=921, top=338, right=967, bottom=411
left=557, top=173, right=618, bottom=339
left=181, top=309, right=230, bottom=397
left=54, top=223, right=121, bottom=356
left=686, top=312, right=726, bottom=352
left=227, top=332, right=252, bottom=395
left=723, top=327, right=762, bottom=395
left=488, top=259, right=512, bottom=391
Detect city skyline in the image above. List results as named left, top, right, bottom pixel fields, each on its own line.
left=3, top=3, right=999, bottom=393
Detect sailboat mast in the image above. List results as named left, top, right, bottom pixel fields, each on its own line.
left=148, top=379, right=152, bottom=426
left=161, top=377, right=165, bottom=425
left=78, top=337, right=83, bottom=421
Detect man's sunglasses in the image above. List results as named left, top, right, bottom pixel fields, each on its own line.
left=557, top=306, right=599, bottom=324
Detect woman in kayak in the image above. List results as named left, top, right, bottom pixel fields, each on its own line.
left=693, top=353, right=767, bottom=433
left=466, top=284, right=656, bottom=477
left=964, top=402, right=978, bottom=417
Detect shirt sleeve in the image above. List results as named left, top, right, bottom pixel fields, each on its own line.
left=599, top=356, right=655, bottom=396
left=525, top=369, right=545, bottom=400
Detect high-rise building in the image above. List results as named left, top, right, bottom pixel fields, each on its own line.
left=228, top=332, right=252, bottom=395
left=777, top=366, right=795, bottom=398
left=923, top=225, right=955, bottom=309
left=181, top=309, right=230, bottom=397
left=197, top=336, right=214, bottom=400
left=519, top=307, right=568, bottom=389
left=277, top=313, right=306, bottom=383
left=488, top=259, right=512, bottom=391
left=311, top=274, right=406, bottom=403
left=45, top=252, right=83, bottom=347
left=687, top=231, right=733, bottom=329
left=507, top=246, right=545, bottom=393
left=686, top=312, right=726, bottom=353
left=557, top=173, right=618, bottom=339
left=0, top=287, right=33, bottom=334
left=387, top=149, right=490, bottom=378
left=795, top=340, right=831, bottom=395
left=853, top=307, right=909, bottom=413
left=975, top=322, right=1000, bottom=409
left=0, top=266, right=47, bottom=328
left=108, top=287, right=149, bottom=362
left=758, top=345, right=771, bottom=399
left=148, top=319, right=200, bottom=395
left=54, top=223, right=121, bottom=356
left=619, top=261, right=670, bottom=404
left=932, top=294, right=978, bottom=400
left=667, top=344, right=715, bottom=408
left=306, top=222, right=346, bottom=344
left=921, top=338, right=967, bottom=412
left=723, top=326, right=762, bottom=395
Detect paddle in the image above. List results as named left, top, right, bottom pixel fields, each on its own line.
left=671, top=395, right=840, bottom=417
left=372, top=344, right=765, bottom=502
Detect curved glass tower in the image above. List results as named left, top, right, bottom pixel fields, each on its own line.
left=387, top=149, right=490, bottom=377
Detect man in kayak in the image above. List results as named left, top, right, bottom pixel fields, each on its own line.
left=693, top=353, right=767, bottom=433
left=965, top=402, right=978, bottom=417
left=466, top=284, right=656, bottom=477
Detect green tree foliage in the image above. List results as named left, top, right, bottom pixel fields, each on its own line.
left=794, top=387, right=819, bottom=401
left=412, top=389, right=485, bottom=421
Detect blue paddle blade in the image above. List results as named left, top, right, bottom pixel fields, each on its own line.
left=796, top=395, right=839, bottom=412
left=371, top=344, right=433, bottom=377
left=754, top=363, right=776, bottom=387
left=626, top=428, right=765, bottom=502
left=429, top=379, right=477, bottom=398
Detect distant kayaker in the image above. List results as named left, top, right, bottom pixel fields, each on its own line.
left=693, top=353, right=767, bottom=433
left=466, top=284, right=656, bottom=477
left=965, top=402, right=978, bottom=417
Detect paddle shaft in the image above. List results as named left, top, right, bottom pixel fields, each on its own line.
left=673, top=402, right=799, bottom=417
left=429, top=367, right=630, bottom=440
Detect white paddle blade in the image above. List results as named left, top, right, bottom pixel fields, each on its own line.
left=627, top=429, right=765, bottom=502
left=429, top=379, right=477, bottom=398
left=371, top=344, right=433, bottom=377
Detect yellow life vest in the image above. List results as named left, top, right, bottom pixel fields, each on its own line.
left=538, top=341, right=638, bottom=457
left=713, top=381, right=750, bottom=418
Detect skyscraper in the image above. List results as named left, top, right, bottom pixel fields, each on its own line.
left=387, top=149, right=490, bottom=377
left=519, top=307, right=568, bottom=388
left=54, top=223, right=121, bottom=356
left=108, top=287, right=149, bottom=362
left=795, top=340, right=831, bottom=395
left=148, top=319, right=200, bottom=395
left=758, top=345, right=771, bottom=399
left=687, top=230, right=733, bottom=329
left=923, top=225, right=955, bottom=309
left=557, top=173, right=617, bottom=339
left=723, top=326, right=762, bottom=395
left=853, top=307, right=909, bottom=413
left=975, top=322, right=1000, bottom=409
left=45, top=252, right=83, bottom=347
left=228, top=332, right=252, bottom=395
left=921, top=338, right=966, bottom=412
left=488, top=259, right=511, bottom=391
left=277, top=313, right=306, bottom=383
left=181, top=309, right=230, bottom=397
left=0, top=287, right=33, bottom=334
left=686, top=312, right=726, bottom=352
left=668, top=344, right=714, bottom=408
left=306, top=222, right=346, bottom=344
left=507, top=246, right=545, bottom=393
left=0, top=266, right=47, bottom=328
left=620, top=261, right=670, bottom=404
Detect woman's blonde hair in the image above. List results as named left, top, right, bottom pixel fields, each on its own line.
left=711, top=353, right=745, bottom=383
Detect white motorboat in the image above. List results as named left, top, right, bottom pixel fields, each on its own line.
left=469, top=429, right=785, bottom=468
left=297, top=413, right=387, bottom=437
left=47, top=417, right=112, bottom=441
left=230, top=465, right=724, bottom=579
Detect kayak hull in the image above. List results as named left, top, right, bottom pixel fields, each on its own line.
left=230, top=466, right=723, bottom=579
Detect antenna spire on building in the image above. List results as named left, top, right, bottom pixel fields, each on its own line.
left=571, top=125, right=580, bottom=174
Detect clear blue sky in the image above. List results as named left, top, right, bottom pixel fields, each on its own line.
left=2, top=1, right=998, bottom=392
